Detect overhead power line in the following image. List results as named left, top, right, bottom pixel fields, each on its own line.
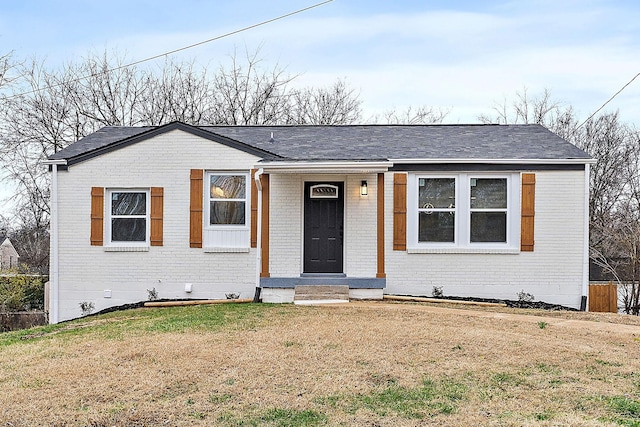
left=576, top=71, right=640, bottom=130
left=7, top=0, right=333, bottom=99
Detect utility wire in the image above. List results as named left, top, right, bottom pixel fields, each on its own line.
left=7, top=0, right=333, bottom=99
left=575, top=71, right=640, bottom=131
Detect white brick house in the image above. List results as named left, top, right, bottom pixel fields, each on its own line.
left=45, top=122, right=593, bottom=323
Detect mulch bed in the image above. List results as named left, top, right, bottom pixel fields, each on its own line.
left=415, top=295, right=579, bottom=311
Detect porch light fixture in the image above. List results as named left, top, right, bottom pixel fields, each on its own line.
left=360, top=180, right=368, bottom=196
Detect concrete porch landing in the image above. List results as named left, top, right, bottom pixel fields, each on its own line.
left=293, top=285, right=350, bottom=305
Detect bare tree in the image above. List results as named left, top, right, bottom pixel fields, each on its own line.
left=0, top=47, right=369, bottom=272
left=575, top=113, right=637, bottom=232
left=137, top=59, right=212, bottom=125
left=208, top=48, right=296, bottom=125
left=288, top=79, right=362, bottom=124
left=65, top=51, right=144, bottom=128
left=480, top=88, right=640, bottom=313
left=478, top=88, right=561, bottom=125
left=0, top=51, right=20, bottom=89
left=373, top=105, right=449, bottom=125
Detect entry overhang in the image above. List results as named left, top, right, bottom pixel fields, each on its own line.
left=256, top=160, right=393, bottom=174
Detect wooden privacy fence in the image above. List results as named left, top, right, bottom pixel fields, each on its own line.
left=589, top=282, right=618, bottom=313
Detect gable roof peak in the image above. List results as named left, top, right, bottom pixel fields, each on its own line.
left=48, top=120, right=281, bottom=165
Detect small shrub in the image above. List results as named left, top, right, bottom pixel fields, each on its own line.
left=517, top=290, right=535, bottom=303
left=0, top=274, right=46, bottom=311
left=432, top=286, right=444, bottom=298
left=79, top=301, right=95, bottom=316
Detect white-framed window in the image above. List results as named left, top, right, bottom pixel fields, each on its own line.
left=207, top=173, right=249, bottom=227
left=106, top=189, right=150, bottom=246
left=204, top=172, right=250, bottom=250
left=408, top=173, right=520, bottom=252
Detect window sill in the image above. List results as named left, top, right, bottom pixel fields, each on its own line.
left=104, top=246, right=150, bottom=252
left=204, top=247, right=250, bottom=253
left=407, top=247, right=520, bottom=254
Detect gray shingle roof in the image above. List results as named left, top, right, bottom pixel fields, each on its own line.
left=205, top=124, right=590, bottom=161
left=48, top=122, right=592, bottom=164
left=48, top=126, right=153, bottom=160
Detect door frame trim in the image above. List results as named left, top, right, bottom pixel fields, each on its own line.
left=302, top=179, right=346, bottom=275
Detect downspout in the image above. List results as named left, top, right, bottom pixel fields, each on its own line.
left=581, top=163, right=590, bottom=311
left=253, top=168, right=264, bottom=302
left=48, top=161, right=64, bottom=324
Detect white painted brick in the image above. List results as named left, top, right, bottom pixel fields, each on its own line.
left=384, top=171, right=587, bottom=309
left=350, top=288, right=383, bottom=300
left=56, top=129, right=261, bottom=321
left=268, top=174, right=378, bottom=277
left=54, top=129, right=588, bottom=320
left=261, top=288, right=295, bottom=303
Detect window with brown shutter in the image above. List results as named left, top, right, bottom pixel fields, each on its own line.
left=520, top=173, right=535, bottom=252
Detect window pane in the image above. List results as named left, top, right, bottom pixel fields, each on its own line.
left=210, top=201, right=246, bottom=225
left=111, top=192, right=146, bottom=215
left=111, top=218, right=146, bottom=241
left=470, top=178, right=507, bottom=209
left=211, top=175, right=246, bottom=199
left=310, top=185, right=338, bottom=198
left=419, top=212, right=455, bottom=242
left=419, top=178, right=455, bottom=209
left=470, top=212, right=507, bottom=242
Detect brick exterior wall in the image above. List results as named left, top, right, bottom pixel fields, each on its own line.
left=384, top=170, right=586, bottom=309
left=53, top=127, right=588, bottom=320
left=268, top=173, right=378, bottom=278
left=55, top=129, right=260, bottom=321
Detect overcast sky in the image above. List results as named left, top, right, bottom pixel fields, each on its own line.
left=1, top=0, right=640, bottom=217
left=3, top=0, right=640, bottom=122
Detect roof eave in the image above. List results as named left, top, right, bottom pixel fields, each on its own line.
left=390, top=158, right=597, bottom=165
left=257, top=160, right=393, bottom=174
left=42, top=159, right=68, bottom=166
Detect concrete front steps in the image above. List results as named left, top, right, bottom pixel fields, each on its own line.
left=293, top=285, right=350, bottom=305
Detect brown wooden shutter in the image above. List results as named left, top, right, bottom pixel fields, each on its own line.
left=250, top=169, right=258, bottom=248
left=90, top=187, right=104, bottom=246
left=393, top=173, right=407, bottom=251
left=190, top=169, right=203, bottom=248
left=521, top=173, right=536, bottom=252
left=260, top=174, right=270, bottom=278
left=150, top=187, right=164, bottom=246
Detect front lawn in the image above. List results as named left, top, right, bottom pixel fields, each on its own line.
left=1, top=301, right=639, bottom=426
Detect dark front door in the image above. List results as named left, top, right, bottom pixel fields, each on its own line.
left=304, top=182, right=344, bottom=273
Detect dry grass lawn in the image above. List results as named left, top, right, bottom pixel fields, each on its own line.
left=1, top=301, right=640, bottom=426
